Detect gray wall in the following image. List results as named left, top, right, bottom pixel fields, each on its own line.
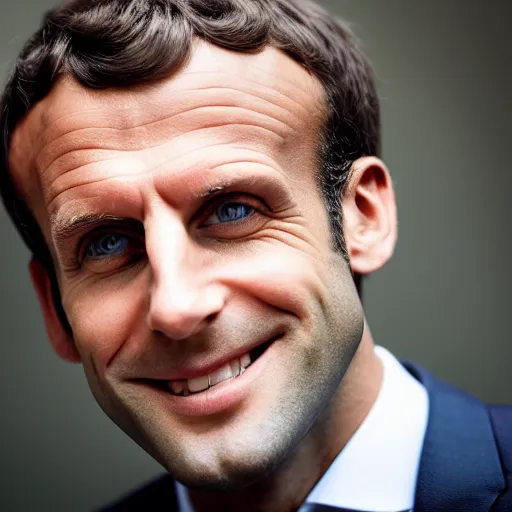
left=1, top=0, right=510, bottom=510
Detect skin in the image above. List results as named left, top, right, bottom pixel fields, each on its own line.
left=10, top=42, right=397, bottom=512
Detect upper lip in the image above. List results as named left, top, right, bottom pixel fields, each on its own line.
left=140, top=329, right=283, bottom=382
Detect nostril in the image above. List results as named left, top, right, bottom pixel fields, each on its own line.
left=148, top=286, right=225, bottom=339
left=147, top=303, right=210, bottom=340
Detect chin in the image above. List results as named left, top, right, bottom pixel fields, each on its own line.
left=174, top=466, right=274, bottom=492
left=162, top=442, right=289, bottom=492
left=149, top=419, right=306, bottom=493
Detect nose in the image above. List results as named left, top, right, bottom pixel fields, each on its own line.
left=148, top=281, right=225, bottom=340
left=145, top=214, right=226, bottom=341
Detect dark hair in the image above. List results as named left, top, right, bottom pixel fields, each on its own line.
left=1, top=0, right=379, bottom=326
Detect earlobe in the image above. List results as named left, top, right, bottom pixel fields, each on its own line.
left=342, top=157, right=397, bottom=275
left=29, top=258, right=81, bottom=363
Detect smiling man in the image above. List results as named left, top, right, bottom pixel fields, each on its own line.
left=1, top=0, right=511, bottom=511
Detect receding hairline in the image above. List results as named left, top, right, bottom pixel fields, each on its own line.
left=8, top=40, right=329, bottom=238
left=10, top=41, right=327, bottom=169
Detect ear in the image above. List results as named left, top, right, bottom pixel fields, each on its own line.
left=342, top=156, right=397, bottom=274
left=29, top=258, right=81, bottom=363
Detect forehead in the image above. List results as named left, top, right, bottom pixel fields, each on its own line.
left=10, top=42, right=326, bottom=234
left=12, top=42, right=325, bottom=157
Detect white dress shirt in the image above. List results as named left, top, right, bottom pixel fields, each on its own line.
left=176, top=346, right=429, bottom=512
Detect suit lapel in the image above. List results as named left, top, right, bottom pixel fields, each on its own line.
left=403, top=362, right=505, bottom=512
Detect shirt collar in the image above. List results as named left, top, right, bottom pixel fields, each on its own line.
left=304, top=346, right=429, bottom=511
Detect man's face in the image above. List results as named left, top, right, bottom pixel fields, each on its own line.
left=12, top=42, right=364, bottom=488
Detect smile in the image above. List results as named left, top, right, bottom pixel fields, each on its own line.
left=139, top=334, right=282, bottom=416
left=168, top=353, right=252, bottom=396
left=157, top=335, right=278, bottom=397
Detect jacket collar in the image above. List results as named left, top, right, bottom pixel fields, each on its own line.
left=403, top=361, right=505, bottom=512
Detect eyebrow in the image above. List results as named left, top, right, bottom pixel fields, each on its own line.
left=49, top=184, right=228, bottom=247
left=51, top=172, right=294, bottom=248
left=51, top=213, right=129, bottom=247
left=199, top=181, right=239, bottom=199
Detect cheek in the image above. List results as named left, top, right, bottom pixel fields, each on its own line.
left=219, top=242, right=355, bottom=325
left=64, top=273, right=148, bottom=367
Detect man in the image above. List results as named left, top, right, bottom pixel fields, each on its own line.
left=0, top=0, right=510, bottom=510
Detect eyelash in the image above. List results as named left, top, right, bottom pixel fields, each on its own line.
left=78, top=229, right=143, bottom=266
left=77, top=195, right=266, bottom=267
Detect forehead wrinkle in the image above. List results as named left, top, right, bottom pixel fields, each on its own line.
left=184, top=76, right=325, bottom=121
left=20, top=45, right=324, bottom=192
left=10, top=79, right=84, bottom=164
left=45, top=120, right=287, bottom=206
left=38, top=87, right=299, bottom=150
left=44, top=50, right=324, bottom=141
left=37, top=106, right=112, bottom=149
left=40, top=66, right=318, bottom=145
left=40, top=104, right=290, bottom=177
left=179, top=43, right=325, bottom=108
left=40, top=145, right=124, bottom=186
left=174, top=85, right=310, bottom=126
left=37, top=126, right=135, bottom=174
left=10, top=107, right=112, bottom=207
left=39, top=93, right=296, bottom=161
left=44, top=113, right=297, bottom=208
left=165, top=76, right=322, bottom=122
left=46, top=159, right=130, bottom=209
left=35, top=85, right=306, bottom=180
left=45, top=140, right=280, bottom=212
left=147, top=144, right=290, bottom=190
left=44, top=124, right=260, bottom=192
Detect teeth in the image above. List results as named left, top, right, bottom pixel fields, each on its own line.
left=168, top=352, right=252, bottom=396
left=230, top=359, right=241, bottom=377
left=187, top=374, right=209, bottom=393
left=241, top=353, right=251, bottom=368
left=209, top=362, right=236, bottom=386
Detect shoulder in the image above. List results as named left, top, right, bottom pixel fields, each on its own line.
left=489, top=405, right=512, bottom=511
left=98, top=474, right=177, bottom=512
left=403, top=360, right=511, bottom=512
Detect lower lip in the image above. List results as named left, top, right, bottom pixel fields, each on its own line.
left=147, top=341, right=277, bottom=417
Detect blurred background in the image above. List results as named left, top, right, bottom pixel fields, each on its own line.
left=0, top=0, right=510, bottom=510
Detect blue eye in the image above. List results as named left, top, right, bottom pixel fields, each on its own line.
left=215, top=203, right=254, bottom=223
left=85, top=234, right=129, bottom=259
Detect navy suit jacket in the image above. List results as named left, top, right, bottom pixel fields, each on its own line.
left=101, top=363, right=512, bottom=511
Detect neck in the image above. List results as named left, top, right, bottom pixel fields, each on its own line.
left=188, top=322, right=383, bottom=512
